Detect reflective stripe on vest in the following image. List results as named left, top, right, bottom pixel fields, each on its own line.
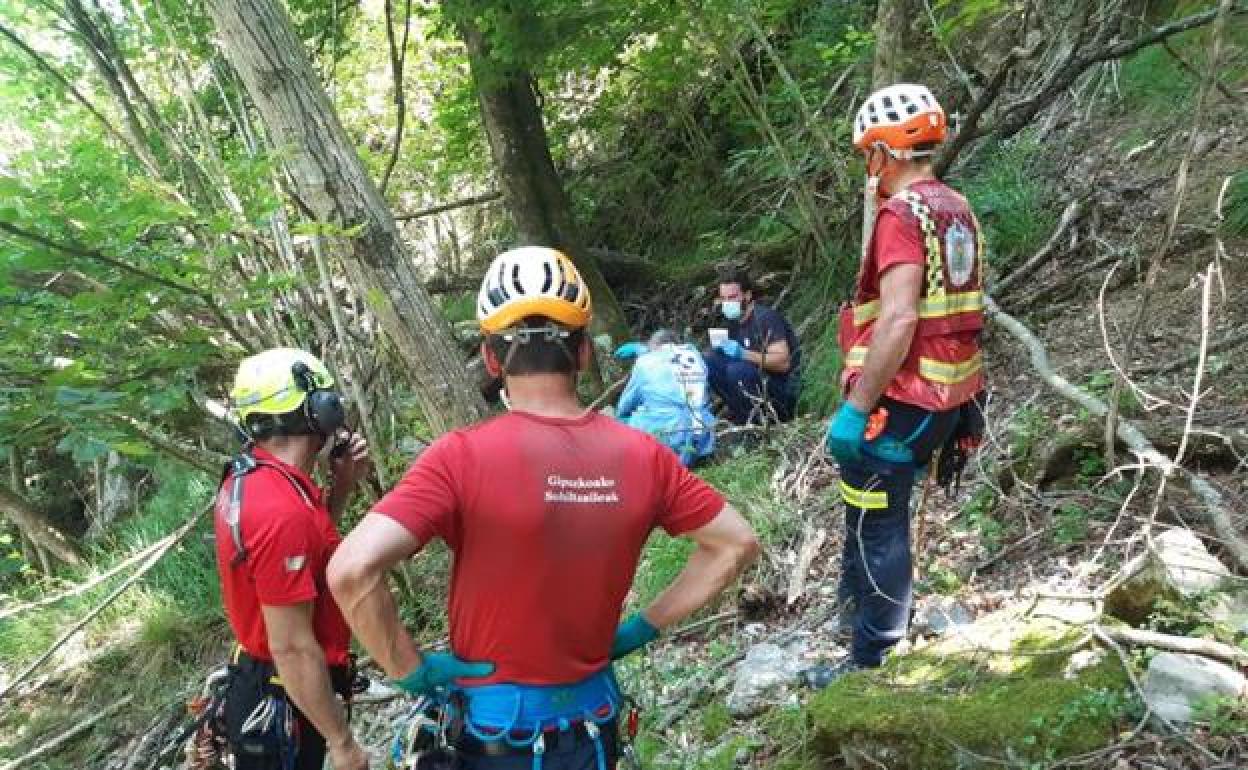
left=845, top=346, right=982, bottom=385
left=852, top=290, right=985, bottom=326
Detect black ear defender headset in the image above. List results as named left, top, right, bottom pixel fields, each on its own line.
left=240, top=361, right=347, bottom=441
left=290, top=361, right=346, bottom=436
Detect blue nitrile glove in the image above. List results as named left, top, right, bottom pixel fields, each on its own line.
left=825, top=402, right=869, bottom=464
left=610, top=613, right=659, bottom=660
left=715, top=339, right=745, bottom=360
left=614, top=342, right=647, bottom=360
left=393, top=651, right=495, bottom=697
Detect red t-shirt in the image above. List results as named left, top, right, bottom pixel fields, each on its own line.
left=372, top=411, right=726, bottom=685
left=214, top=447, right=351, bottom=666
left=859, top=204, right=926, bottom=299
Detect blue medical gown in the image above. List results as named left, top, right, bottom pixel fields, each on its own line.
left=617, top=345, right=716, bottom=465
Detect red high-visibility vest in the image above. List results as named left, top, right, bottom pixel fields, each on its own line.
left=839, top=180, right=985, bottom=412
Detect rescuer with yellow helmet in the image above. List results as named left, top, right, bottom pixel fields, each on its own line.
left=214, top=347, right=371, bottom=770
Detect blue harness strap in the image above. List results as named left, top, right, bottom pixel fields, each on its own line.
left=453, top=667, right=621, bottom=770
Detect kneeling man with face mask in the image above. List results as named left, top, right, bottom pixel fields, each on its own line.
left=704, top=268, right=802, bottom=425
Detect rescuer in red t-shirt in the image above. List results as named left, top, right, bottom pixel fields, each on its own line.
left=329, top=246, right=759, bottom=769
left=810, top=84, right=987, bottom=687
left=215, top=348, right=371, bottom=770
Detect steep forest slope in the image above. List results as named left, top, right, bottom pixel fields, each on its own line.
left=1, top=1, right=1246, bottom=769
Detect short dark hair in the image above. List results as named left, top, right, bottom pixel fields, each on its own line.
left=486, top=317, right=585, bottom=376
left=717, top=266, right=753, bottom=293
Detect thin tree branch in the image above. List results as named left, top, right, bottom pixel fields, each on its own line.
left=393, top=190, right=504, bottom=221
left=378, top=0, right=412, bottom=196
left=0, top=221, right=253, bottom=352
left=993, top=199, right=1081, bottom=296
left=0, top=20, right=133, bottom=153
left=0, top=501, right=211, bottom=703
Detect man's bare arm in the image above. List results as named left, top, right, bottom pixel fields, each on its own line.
left=261, top=603, right=359, bottom=760
left=745, top=339, right=791, bottom=375
left=641, top=505, right=759, bottom=630
left=847, top=263, right=922, bottom=412
left=327, top=514, right=423, bottom=680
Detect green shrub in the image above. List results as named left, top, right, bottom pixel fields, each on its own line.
left=960, top=135, right=1056, bottom=272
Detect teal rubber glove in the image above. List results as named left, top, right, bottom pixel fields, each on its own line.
left=393, top=651, right=495, bottom=697
left=825, top=402, right=869, bottom=465
left=614, top=342, right=647, bottom=360
left=716, top=339, right=744, bottom=360
left=610, top=613, right=659, bottom=660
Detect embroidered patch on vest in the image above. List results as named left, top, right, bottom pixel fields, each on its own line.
left=945, top=220, right=977, bottom=287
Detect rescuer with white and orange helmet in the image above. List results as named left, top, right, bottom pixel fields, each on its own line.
left=809, top=84, right=987, bottom=688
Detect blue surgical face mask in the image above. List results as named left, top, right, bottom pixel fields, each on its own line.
left=721, top=300, right=743, bottom=320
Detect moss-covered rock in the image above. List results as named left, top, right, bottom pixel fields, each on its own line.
left=804, top=608, right=1133, bottom=769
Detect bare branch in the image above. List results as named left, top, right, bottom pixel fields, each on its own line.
left=393, top=190, right=504, bottom=221
left=993, top=199, right=1081, bottom=296
left=378, top=0, right=412, bottom=196
left=986, top=296, right=1248, bottom=572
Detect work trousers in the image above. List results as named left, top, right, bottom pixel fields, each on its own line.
left=704, top=352, right=795, bottom=425
left=225, top=651, right=351, bottom=770
left=836, top=398, right=959, bottom=667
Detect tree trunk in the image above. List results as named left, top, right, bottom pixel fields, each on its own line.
left=206, top=0, right=488, bottom=434
left=451, top=7, right=628, bottom=345
left=0, top=483, right=82, bottom=570
left=871, top=0, right=909, bottom=88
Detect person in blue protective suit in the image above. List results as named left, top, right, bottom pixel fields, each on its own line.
left=614, top=329, right=716, bottom=466
left=703, top=268, right=802, bottom=425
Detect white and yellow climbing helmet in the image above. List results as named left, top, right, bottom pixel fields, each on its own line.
left=476, top=246, right=592, bottom=334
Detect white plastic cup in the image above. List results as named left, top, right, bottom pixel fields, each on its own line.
left=708, top=328, right=729, bottom=348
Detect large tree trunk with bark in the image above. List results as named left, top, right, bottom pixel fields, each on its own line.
left=871, top=0, right=909, bottom=88
left=0, top=483, right=81, bottom=570
left=206, top=0, right=488, bottom=434
left=451, top=6, right=628, bottom=344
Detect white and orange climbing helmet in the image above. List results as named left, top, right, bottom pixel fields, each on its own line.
left=477, top=246, right=593, bottom=334
left=853, top=83, right=947, bottom=158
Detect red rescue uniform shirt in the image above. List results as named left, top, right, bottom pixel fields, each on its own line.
left=850, top=179, right=980, bottom=409
left=372, top=411, right=725, bottom=685
left=214, top=446, right=352, bottom=666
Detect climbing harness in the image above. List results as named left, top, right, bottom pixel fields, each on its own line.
left=390, top=669, right=627, bottom=770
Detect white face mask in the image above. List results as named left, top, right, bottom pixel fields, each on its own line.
left=721, top=300, right=743, bottom=320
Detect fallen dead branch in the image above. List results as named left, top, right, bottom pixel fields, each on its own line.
left=0, top=694, right=134, bottom=770
left=985, top=296, right=1248, bottom=573
left=0, top=502, right=212, bottom=703
left=993, top=199, right=1082, bottom=297
left=786, top=526, right=827, bottom=606
left=0, top=535, right=170, bottom=621
left=1096, top=624, right=1248, bottom=668
left=1137, top=326, right=1248, bottom=376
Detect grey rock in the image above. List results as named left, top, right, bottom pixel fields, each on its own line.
left=1106, top=528, right=1230, bottom=623
left=912, top=596, right=974, bottom=635
left=1141, top=652, right=1247, bottom=724
left=726, top=641, right=809, bottom=718
left=1208, top=592, right=1248, bottom=635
